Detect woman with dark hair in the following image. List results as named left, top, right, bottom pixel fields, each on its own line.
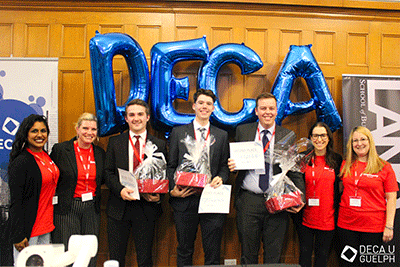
left=338, top=126, right=398, bottom=266
left=297, top=122, right=342, bottom=267
left=8, top=114, right=59, bottom=261
left=50, top=112, right=105, bottom=267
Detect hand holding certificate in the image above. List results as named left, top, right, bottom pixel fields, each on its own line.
left=118, top=168, right=140, bottom=200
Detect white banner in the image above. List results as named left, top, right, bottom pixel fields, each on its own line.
left=0, top=57, right=58, bottom=186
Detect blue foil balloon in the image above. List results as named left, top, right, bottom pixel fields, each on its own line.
left=198, top=43, right=263, bottom=130
left=271, top=44, right=342, bottom=132
left=150, top=37, right=209, bottom=132
left=89, top=32, right=149, bottom=136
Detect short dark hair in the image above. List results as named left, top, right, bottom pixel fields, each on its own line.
left=125, top=99, right=150, bottom=116
left=255, top=92, right=276, bottom=108
left=193, top=89, right=217, bottom=103
left=9, top=114, right=50, bottom=162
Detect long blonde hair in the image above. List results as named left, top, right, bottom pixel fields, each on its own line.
left=340, top=126, right=385, bottom=176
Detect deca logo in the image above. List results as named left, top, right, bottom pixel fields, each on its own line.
left=341, top=245, right=358, bottom=263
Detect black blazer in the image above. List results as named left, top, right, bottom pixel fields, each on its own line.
left=167, top=122, right=230, bottom=211
left=50, top=137, right=106, bottom=214
left=104, top=131, right=166, bottom=221
left=234, top=122, right=305, bottom=198
left=8, top=150, right=43, bottom=243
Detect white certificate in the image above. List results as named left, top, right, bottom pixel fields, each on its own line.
left=198, top=184, right=231, bottom=214
left=118, top=168, right=140, bottom=200
left=229, top=141, right=265, bottom=170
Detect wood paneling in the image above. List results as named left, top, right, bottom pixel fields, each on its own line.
left=2, top=1, right=400, bottom=266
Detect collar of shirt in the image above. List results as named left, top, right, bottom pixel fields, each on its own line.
left=193, top=119, right=210, bottom=133
left=129, top=130, right=147, bottom=145
left=257, top=123, right=275, bottom=140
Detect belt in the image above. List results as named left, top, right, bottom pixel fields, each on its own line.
left=240, top=188, right=265, bottom=197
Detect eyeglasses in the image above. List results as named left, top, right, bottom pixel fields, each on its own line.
left=352, top=138, right=369, bottom=144
left=311, top=133, right=328, bottom=140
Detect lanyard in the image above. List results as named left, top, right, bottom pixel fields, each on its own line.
left=129, top=134, right=146, bottom=164
left=74, top=142, right=94, bottom=191
left=310, top=156, right=331, bottom=197
left=29, top=149, right=58, bottom=186
left=257, top=127, right=275, bottom=153
left=353, top=170, right=363, bottom=197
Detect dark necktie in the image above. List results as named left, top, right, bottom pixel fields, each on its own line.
left=198, top=127, right=206, bottom=141
left=259, top=130, right=270, bottom=191
left=133, top=135, right=140, bottom=170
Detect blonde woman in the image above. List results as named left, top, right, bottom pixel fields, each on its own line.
left=50, top=113, right=105, bottom=267
left=338, top=126, right=398, bottom=266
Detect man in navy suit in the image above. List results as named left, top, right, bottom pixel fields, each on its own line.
left=167, top=89, right=229, bottom=267
left=228, top=92, right=305, bottom=264
left=104, top=99, right=166, bottom=267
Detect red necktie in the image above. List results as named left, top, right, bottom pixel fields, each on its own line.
left=133, top=135, right=140, bottom=170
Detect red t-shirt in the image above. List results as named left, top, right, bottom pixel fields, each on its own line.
left=338, top=160, right=398, bottom=232
left=73, top=143, right=97, bottom=198
left=302, top=156, right=336, bottom=231
left=28, top=149, right=60, bottom=237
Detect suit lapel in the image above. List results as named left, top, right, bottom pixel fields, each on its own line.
left=122, top=132, right=130, bottom=171
left=209, top=125, right=216, bottom=163
left=64, top=140, right=78, bottom=178
left=245, top=122, right=258, bottom=141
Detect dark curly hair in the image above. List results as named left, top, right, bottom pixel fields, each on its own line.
left=9, top=114, right=50, bottom=162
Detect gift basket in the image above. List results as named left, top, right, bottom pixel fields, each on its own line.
left=133, top=140, right=169, bottom=193
left=264, top=137, right=313, bottom=213
left=174, top=134, right=213, bottom=194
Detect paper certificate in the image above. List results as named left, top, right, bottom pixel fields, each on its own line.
left=198, top=184, right=231, bottom=214
left=229, top=141, right=265, bottom=170
left=118, top=168, right=140, bottom=200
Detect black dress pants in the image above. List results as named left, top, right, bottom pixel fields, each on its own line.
left=172, top=196, right=226, bottom=267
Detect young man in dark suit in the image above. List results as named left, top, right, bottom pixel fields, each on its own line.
left=104, top=99, right=166, bottom=267
left=167, top=89, right=230, bottom=267
left=228, top=92, right=305, bottom=264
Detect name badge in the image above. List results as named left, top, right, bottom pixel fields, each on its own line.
left=52, top=196, right=58, bottom=205
left=308, top=198, right=320, bottom=206
left=82, top=192, right=93, bottom=202
left=349, top=196, right=361, bottom=207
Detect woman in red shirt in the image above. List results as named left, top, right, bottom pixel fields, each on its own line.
left=8, top=114, right=59, bottom=263
left=297, top=122, right=342, bottom=267
left=338, top=126, right=398, bottom=266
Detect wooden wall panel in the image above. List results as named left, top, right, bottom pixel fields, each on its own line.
left=25, top=23, right=50, bottom=57
left=0, top=23, right=13, bottom=57
left=347, top=33, right=368, bottom=66
left=61, top=25, right=87, bottom=58
left=59, top=71, right=85, bottom=140
left=314, top=31, right=335, bottom=65
left=2, top=1, right=400, bottom=266
left=381, top=34, right=400, bottom=68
